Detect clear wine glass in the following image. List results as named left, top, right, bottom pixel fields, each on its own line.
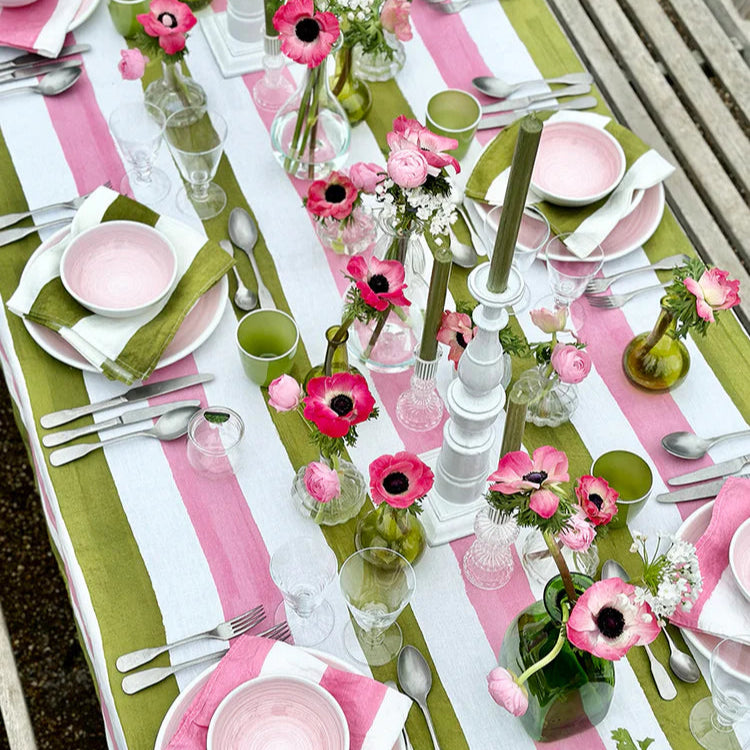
left=690, top=638, right=750, bottom=749
left=109, top=101, right=170, bottom=205
left=164, top=107, right=228, bottom=221
left=339, top=547, right=416, bottom=666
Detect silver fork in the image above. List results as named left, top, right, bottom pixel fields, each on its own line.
left=586, top=281, right=669, bottom=309
left=115, top=604, right=265, bottom=673
left=584, top=253, right=688, bottom=294
left=120, top=621, right=292, bottom=695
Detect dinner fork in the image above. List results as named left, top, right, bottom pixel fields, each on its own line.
left=586, top=281, right=670, bottom=309
left=584, top=253, right=688, bottom=294
left=120, top=621, right=293, bottom=695
left=115, top=604, right=266, bottom=673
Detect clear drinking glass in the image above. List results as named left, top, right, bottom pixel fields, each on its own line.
left=339, top=547, right=416, bottom=666
left=689, top=638, right=750, bottom=749
left=186, top=407, right=245, bottom=478
left=165, top=107, right=228, bottom=220
left=109, top=102, right=170, bottom=205
left=269, top=536, right=338, bottom=647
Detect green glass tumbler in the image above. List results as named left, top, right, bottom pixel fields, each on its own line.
left=236, top=309, right=300, bottom=387
left=425, top=89, right=481, bottom=160
left=591, top=450, right=653, bottom=530
left=108, top=0, right=149, bottom=37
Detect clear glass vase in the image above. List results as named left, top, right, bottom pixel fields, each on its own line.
left=352, top=33, right=406, bottom=82
left=355, top=503, right=426, bottom=566
left=330, top=44, right=372, bottom=125
left=514, top=365, right=579, bottom=428
left=270, top=52, right=351, bottom=180
left=313, top=205, right=376, bottom=255
left=520, top=530, right=599, bottom=586
left=144, top=60, right=207, bottom=117
left=462, top=505, right=519, bottom=590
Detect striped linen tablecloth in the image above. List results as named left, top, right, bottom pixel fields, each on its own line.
left=0, top=0, right=749, bottom=748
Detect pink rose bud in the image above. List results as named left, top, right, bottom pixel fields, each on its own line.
left=380, top=0, right=412, bottom=41
left=684, top=267, right=740, bottom=323
left=550, top=344, right=592, bottom=384
left=558, top=510, right=596, bottom=551
left=349, top=161, right=383, bottom=194
left=118, top=48, right=149, bottom=80
left=487, top=667, right=528, bottom=716
left=529, top=306, right=567, bottom=334
left=267, top=374, right=303, bottom=412
left=387, top=148, right=429, bottom=189
left=304, top=461, right=341, bottom=503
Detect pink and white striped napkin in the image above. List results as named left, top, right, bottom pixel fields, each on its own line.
left=670, top=476, right=750, bottom=644
left=0, top=0, right=81, bottom=57
left=165, top=634, right=412, bottom=750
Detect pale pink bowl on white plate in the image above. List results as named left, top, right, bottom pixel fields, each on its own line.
left=729, top=517, right=750, bottom=604
left=207, top=675, right=349, bottom=750
left=0, top=0, right=41, bottom=8
left=60, top=220, right=178, bottom=318
left=531, top=120, right=626, bottom=207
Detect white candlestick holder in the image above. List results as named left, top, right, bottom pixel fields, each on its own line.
left=200, top=0, right=266, bottom=77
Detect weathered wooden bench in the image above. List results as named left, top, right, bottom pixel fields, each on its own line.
left=547, top=0, right=750, bottom=329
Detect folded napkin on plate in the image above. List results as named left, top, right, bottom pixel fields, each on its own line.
left=7, top=186, right=233, bottom=384
left=669, top=476, right=750, bottom=644
left=165, top=634, right=412, bottom=750
left=464, top=111, right=675, bottom=258
left=0, top=0, right=82, bottom=57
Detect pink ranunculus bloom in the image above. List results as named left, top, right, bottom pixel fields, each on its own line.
left=575, top=475, right=619, bottom=527
left=558, top=510, right=596, bottom=552
left=346, top=254, right=411, bottom=311
left=118, top=48, right=149, bottom=80
left=436, top=310, right=475, bottom=369
left=273, top=0, right=339, bottom=68
left=380, top=0, right=412, bottom=41
left=267, top=374, right=303, bottom=412
left=567, top=578, right=660, bottom=660
left=304, top=461, right=341, bottom=503
left=306, top=171, right=358, bottom=221
left=387, top=116, right=460, bottom=177
left=487, top=667, right=528, bottom=716
left=684, top=267, right=740, bottom=323
left=303, top=372, right=376, bottom=439
left=137, top=0, right=196, bottom=55
left=529, top=305, right=567, bottom=334
left=387, top=148, right=429, bottom=189
left=369, top=451, right=434, bottom=509
left=349, top=161, right=384, bottom=194
left=550, top=343, right=592, bottom=384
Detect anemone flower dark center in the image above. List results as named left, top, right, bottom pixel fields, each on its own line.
left=329, top=393, right=354, bottom=416
left=596, top=606, right=625, bottom=639
left=368, top=274, right=390, bottom=294
left=588, top=493, right=604, bottom=510
left=157, top=11, right=178, bottom=27
left=523, top=470, right=548, bottom=485
left=383, top=471, right=409, bottom=495
left=456, top=332, right=467, bottom=349
left=324, top=184, right=347, bottom=203
left=295, top=17, right=320, bottom=42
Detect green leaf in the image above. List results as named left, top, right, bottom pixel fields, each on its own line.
left=610, top=728, right=654, bottom=750
left=204, top=411, right=230, bottom=424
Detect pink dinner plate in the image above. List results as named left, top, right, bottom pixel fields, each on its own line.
left=531, top=121, right=626, bottom=206
left=69, top=0, right=100, bottom=29
left=23, top=228, right=227, bottom=373
left=153, top=649, right=406, bottom=750
left=729, top=517, right=750, bottom=604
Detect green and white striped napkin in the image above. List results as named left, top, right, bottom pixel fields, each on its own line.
left=7, top=186, right=234, bottom=384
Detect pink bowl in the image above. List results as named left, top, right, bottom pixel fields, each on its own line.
left=729, top=517, right=750, bottom=604
left=60, top=221, right=178, bottom=318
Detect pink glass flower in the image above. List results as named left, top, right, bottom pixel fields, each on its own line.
left=380, top=0, right=412, bottom=41
left=306, top=172, right=358, bottom=221
left=118, top=48, right=149, bottom=80
left=346, top=255, right=411, bottom=312
left=575, top=475, right=619, bottom=527
left=387, top=148, right=429, bottom=189
left=349, top=162, right=383, bottom=194
left=137, top=0, right=196, bottom=55
left=550, top=344, right=591, bottom=384
left=369, top=451, right=434, bottom=509
left=487, top=667, right=528, bottom=716
left=437, top=311, right=475, bottom=369
left=304, top=461, right=341, bottom=503
left=567, top=578, right=660, bottom=660
left=684, top=267, right=740, bottom=323
left=558, top=510, right=596, bottom=552
left=530, top=305, right=567, bottom=334
left=273, top=0, right=339, bottom=68
left=267, top=374, right=303, bottom=412
left=303, top=372, right=376, bottom=439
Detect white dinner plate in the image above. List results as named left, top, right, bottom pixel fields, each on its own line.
left=22, top=228, right=228, bottom=373
left=154, top=649, right=406, bottom=750
left=69, top=0, right=101, bottom=30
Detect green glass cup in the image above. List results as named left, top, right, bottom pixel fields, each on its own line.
left=107, top=0, right=149, bottom=37
left=591, top=450, right=653, bottom=530
left=425, top=89, right=481, bottom=161
left=236, top=309, right=300, bottom=387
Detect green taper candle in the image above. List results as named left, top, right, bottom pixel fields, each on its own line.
left=499, top=381, right=528, bottom=456
left=265, top=0, right=282, bottom=35
left=488, top=115, right=543, bottom=293
left=419, top=246, right=453, bottom=361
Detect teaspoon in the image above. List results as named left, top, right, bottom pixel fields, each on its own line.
left=0, top=66, right=82, bottom=99
left=228, top=207, right=275, bottom=309
left=472, top=72, right=593, bottom=100
left=661, top=428, right=750, bottom=459
left=397, top=645, right=442, bottom=750
left=219, top=240, right=257, bottom=311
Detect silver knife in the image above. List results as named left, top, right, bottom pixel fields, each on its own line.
left=42, top=399, right=201, bottom=447
left=477, top=96, right=598, bottom=130
left=481, top=83, right=592, bottom=114
left=668, top=454, right=750, bottom=486
left=0, top=60, right=81, bottom=85
left=655, top=478, right=727, bottom=503
left=40, top=373, right=214, bottom=429
left=0, top=44, right=89, bottom=73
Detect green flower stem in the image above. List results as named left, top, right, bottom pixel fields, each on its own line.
left=362, top=304, right=391, bottom=360
left=544, top=529, right=577, bottom=603
left=642, top=307, right=674, bottom=356
left=516, top=603, right=569, bottom=685
left=331, top=43, right=352, bottom=97
left=284, top=66, right=322, bottom=176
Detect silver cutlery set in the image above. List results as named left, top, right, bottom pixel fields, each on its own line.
left=0, top=44, right=89, bottom=100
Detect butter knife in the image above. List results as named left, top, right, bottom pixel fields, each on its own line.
left=0, top=44, right=89, bottom=73
left=481, top=83, right=592, bottom=114
left=655, top=478, right=726, bottom=503
left=668, top=454, right=750, bottom=486
left=0, top=59, right=81, bottom=85
left=477, top=96, right=598, bottom=130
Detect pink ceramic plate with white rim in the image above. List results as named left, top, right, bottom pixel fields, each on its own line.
left=69, top=0, right=101, bottom=29
left=153, top=649, right=406, bottom=750
left=531, top=120, right=626, bottom=206
left=23, top=228, right=227, bottom=372
left=729, top=517, right=750, bottom=604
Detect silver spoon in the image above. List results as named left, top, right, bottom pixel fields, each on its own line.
left=0, top=66, right=82, bottom=99
left=219, top=239, right=257, bottom=311
left=601, top=559, right=698, bottom=689
left=385, top=681, right=413, bottom=749
left=397, top=645, right=442, bottom=750
left=49, top=405, right=199, bottom=467
left=661, top=428, right=750, bottom=459
left=228, top=207, right=275, bottom=309
left=472, top=72, right=593, bottom=99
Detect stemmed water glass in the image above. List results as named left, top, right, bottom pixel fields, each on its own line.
left=339, top=547, right=416, bottom=666
left=164, top=107, right=228, bottom=221
left=109, top=101, right=170, bottom=205
left=689, top=638, right=750, bottom=749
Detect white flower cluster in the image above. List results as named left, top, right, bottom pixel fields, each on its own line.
left=376, top=178, right=457, bottom=238
left=335, top=0, right=375, bottom=21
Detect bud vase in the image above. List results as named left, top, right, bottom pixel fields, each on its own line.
left=355, top=503, right=426, bottom=566
left=312, top=205, right=376, bottom=255
left=520, top=530, right=599, bottom=585
left=462, top=505, right=519, bottom=590
left=303, top=324, right=361, bottom=388
left=144, top=60, right=207, bottom=117
left=330, top=43, right=372, bottom=125
left=514, top=365, right=579, bottom=428
left=352, top=33, right=406, bottom=82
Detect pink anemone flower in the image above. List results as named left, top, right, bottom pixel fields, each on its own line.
left=306, top=171, right=358, bottom=221
left=567, top=578, right=660, bottom=660
left=273, top=0, right=339, bottom=68
left=487, top=667, right=528, bottom=716
left=137, top=0, right=196, bottom=55
left=369, top=452, right=434, bottom=509
left=437, top=311, right=475, bottom=369
left=303, top=372, right=375, bottom=439
left=684, top=267, right=740, bottom=323
left=575, top=475, right=619, bottom=526
left=346, top=255, right=411, bottom=312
